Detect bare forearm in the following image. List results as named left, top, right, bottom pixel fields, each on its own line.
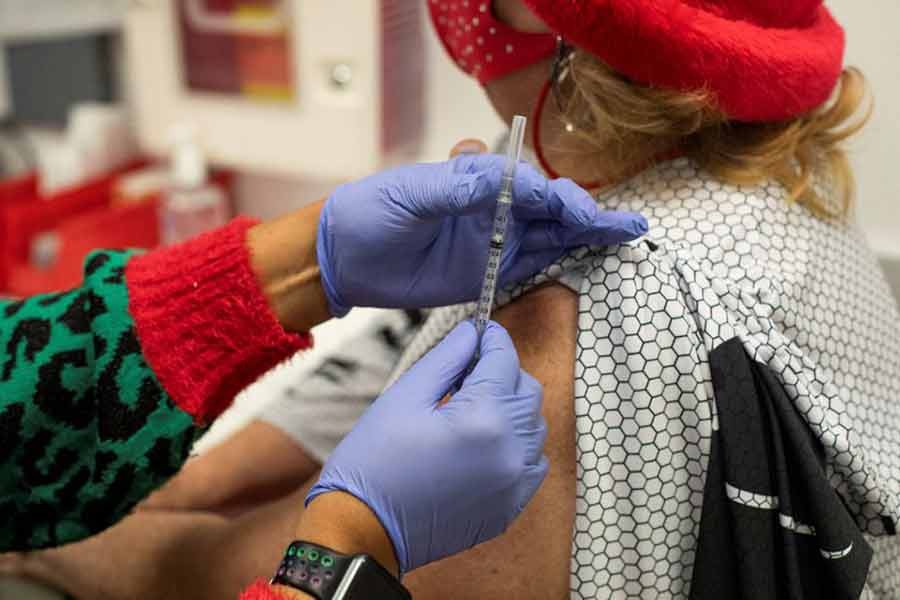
left=141, top=421, right=320, bottom=515
left=247, top=199, right=331, bottom=333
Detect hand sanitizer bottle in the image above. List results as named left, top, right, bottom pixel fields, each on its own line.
left=160, top=127, right=229, bottom=246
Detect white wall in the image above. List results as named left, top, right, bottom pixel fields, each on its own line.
left=828, top=1, right=900, bottom=258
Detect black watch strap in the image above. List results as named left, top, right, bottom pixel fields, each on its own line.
left=270, top=541, right=411, bottom=600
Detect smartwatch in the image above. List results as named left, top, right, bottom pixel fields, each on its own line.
left=270, top=541, right=411, bottom=600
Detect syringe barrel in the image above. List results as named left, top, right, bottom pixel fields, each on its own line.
left=472, top=115, right=528, bottom=348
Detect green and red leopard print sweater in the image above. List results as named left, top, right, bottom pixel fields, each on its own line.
left=0, top=218, right=311, bottom=552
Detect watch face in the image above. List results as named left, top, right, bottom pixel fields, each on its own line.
left=273, top=543, right=350, bottom=598
left=284, top=548, right=337, bottom=588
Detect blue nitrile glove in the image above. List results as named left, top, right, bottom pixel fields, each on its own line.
left=317, top=153, right=647, bottom=316
left=306, top=321, right=548, bottom=574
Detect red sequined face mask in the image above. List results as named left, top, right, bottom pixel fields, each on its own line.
left=428, top=0, right=557, bottom=85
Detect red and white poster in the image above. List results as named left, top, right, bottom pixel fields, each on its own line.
left=177, top=0, right=295, bottom=102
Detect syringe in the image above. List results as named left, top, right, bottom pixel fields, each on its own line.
left=473, top=115, right=528, bottom=347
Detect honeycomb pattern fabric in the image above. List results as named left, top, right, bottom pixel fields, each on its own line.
left=388, top=158, right=900, bottom=599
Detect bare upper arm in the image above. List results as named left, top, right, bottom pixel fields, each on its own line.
left=406, top=283, right=578, bottom=599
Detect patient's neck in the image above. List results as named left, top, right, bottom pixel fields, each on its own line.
left=535, top=99, right=676, bottom=190
left=537, top=127, right=673, bottom=191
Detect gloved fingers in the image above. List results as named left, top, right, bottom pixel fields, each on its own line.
left=519, top=212, right=649, bottom=251
left=510, top=167, right=593, bottom=222
left=511, top=369, right=544, bottom=428
left=516, top=456, right=550, bottom=514
left=396, top=158, right=500, bottom=220
left=441, top=170, right=501, bottom=217
left=462, top=321, right=521, bottom=391
left=399, top=321, right=479, bottom=406
left=424, top=154, right=506, bottom=218
left=452, top=156, right=549, bottom=219
left=512, top=171, right=649, bottom=241
left=521, top=414, right=549, bottom=468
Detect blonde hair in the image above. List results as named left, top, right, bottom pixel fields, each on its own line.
left=559, top=54, right=872, bottom=218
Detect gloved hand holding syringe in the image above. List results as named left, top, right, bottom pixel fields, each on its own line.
left=317, top=115, right=646, bottom=317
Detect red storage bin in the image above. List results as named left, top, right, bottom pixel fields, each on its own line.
left=6, top=200, right=161, bottom=296
left=0, top=172, right=37, bottom=204
left=0, top=172, right=40, bottom=288
left=0, top=163, right=234, bottom=296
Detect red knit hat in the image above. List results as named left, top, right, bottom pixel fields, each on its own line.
left=521, top=0, right=846, bottom=122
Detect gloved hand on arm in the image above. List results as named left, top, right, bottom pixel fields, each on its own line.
left=316, top=153, right=647, bottom=316
left=294, top=320, right=547, bottom=577
left=250, top=153, right=646, bottom=331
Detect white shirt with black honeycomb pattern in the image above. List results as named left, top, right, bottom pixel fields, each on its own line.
left=388, top=158, right=900, bottom=599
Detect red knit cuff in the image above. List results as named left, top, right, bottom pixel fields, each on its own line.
left=240, top=580, right=291, bottom=600
left=126, top=216, right=312, bottom=423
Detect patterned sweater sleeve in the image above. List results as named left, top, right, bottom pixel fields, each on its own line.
left=0, top=217, right=311, bottom=552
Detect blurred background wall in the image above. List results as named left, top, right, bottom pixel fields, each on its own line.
left=0, top=0, right=897, bottom=293
left=828, top=2, right=900, bottom=262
